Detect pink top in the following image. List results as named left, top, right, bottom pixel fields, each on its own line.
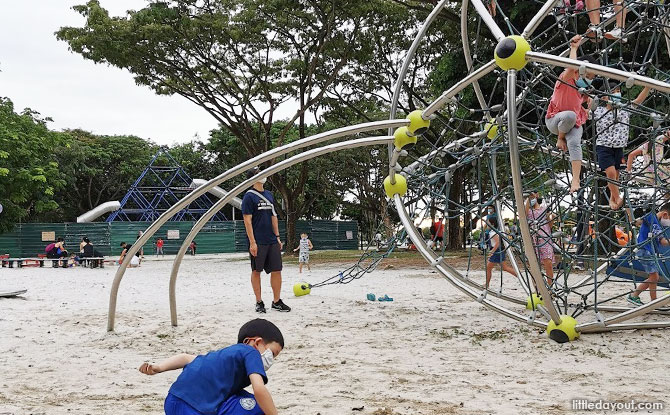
left=527, top=205, right=552, bottom=244
left=546, top=71, right=589, bottom=127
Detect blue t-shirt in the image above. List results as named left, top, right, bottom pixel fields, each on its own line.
left=638, top=213, right=665, bottom=254
left=241, top=189, right=278, bottom=245
left=168, top=344, right=267, bottom=415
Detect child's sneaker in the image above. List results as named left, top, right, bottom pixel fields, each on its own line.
left=604, top=26, right=622, bottom=40
left=271, top=299, right=291, bottom=312
left=255, top=301, right=266, bottom=313
left=626, top=295, right=643, bottom=306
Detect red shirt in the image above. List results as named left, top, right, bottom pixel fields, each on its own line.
left=546, top=70, right=589, bottom=128
left=157, top=239, right=164, bottom=248
left=435, top=221, right=445, bottom=238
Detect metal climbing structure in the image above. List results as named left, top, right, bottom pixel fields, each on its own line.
left=106, top=0, right=670, bottom=344
left=107, top=148, right=227, bottom=222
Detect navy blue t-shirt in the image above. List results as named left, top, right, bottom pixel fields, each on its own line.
left=241, top=189, right=278, bottom=245
left=638, top=212, right=667, bottom=254
left=167, top=344, right=267, bottom=414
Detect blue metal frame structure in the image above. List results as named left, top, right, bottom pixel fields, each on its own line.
left=107, top=148, right=228, bottom=222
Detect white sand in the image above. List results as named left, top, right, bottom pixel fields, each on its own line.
left=1, top=253, right=669, bottom=415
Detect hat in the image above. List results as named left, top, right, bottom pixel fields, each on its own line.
left=246, top=166, right=261, bottom=180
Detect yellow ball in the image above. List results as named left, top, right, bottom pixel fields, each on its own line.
left=393, top=127, right=417, bottom=150
left=494, top=35, right=531, bottom=71
left=406, top=110, right=430, bottom=135
left=383, top=173, right=408, bottom=198
left=546, top=315, right=579, bottom=343
left=525, top=293, right=544, bottom=310
left=293, top=283, right=311, bottom=297
left=484, top=119, right=498, bottom=139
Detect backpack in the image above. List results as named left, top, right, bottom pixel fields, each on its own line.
left=45, top=243, right=55, bottom=253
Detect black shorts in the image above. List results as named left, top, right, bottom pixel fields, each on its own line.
left=435, top=236, right=443, bottom=242
left=250, top=243, right=282, bottom=274
left=596, top=145, right=624, bottom=171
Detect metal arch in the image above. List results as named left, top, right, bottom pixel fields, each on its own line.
left=522, top=0, right=559, bottom=39
left=166, top=136, right=393, bottom=327
left=106, top=119, right=408, bottom=331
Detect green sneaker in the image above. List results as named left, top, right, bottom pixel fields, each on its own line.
left=627, top=295, right=644, bottom=306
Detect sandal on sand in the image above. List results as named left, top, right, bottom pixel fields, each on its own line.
left=378, top=294, right=394, bottom=302
left=366, top=293, right=376, bottom=301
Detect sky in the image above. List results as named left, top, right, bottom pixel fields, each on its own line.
left=0, top=1, right=221, bottom=145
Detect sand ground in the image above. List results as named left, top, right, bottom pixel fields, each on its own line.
left=1, top=253, right=668, bottom=415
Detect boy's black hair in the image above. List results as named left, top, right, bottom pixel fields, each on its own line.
left=660, top=202, right=670, bottom=214
left=606, top=80, right=620, bottom=91
left=488, top=215, right=499, bottom=228
left=120, top=242, right=126, bottom=247
left=238, top=318, right=284, bottom=348
left=83, top=237, right=90, bottom=243
left=57, top=237, right=64, bottom=242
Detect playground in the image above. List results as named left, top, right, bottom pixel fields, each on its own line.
left=1, top=254, right=667, bottom=415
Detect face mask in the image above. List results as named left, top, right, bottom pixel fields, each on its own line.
left=610, top=92, right=621, bottom=105
left=261, top=348, right=274, bottom=371
left=259, top=177, right=267, bottom=185
left=576, top=78, right=592, bottom=89
left=530, top=198, right=537, bottom=207
left=661, top=217, right=670, bottom=227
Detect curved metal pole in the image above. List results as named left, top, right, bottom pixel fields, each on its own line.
left=522, top=0, right=558, bottom=39
left=527, top=52, right=670, bottom=93
left=469, top=0, right=506, bottom=41
left=507, top=69, right=563, bottom=324
left=581, top=321, right=670, bottom=333
left=423, top=60, right=497, bottom=118
left=107, top=120, right=407, bottom=331
left=460, top=0, right=489, bottom=112
left=168, top=136, right=394, bottom=326
left=387, top=0, right=448, bottom=180
left=577, top=294, right=670, bottom=332
left=394, top=194, right=548, bottom=328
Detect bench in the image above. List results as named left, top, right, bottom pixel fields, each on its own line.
left=0, top=255, right=106, bottom=269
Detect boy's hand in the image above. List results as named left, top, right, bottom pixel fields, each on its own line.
left=139, top=362, right=161, bottom=375
left=570, top=35, right=582, bottom=48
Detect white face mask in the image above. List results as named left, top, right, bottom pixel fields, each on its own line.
left=661, top=218, right=670, bottom=227
left=261, top=348, right=274, bottom=371
left=530, top=198, right=537, bottom=207
left=258, top=177, right=267, bottom=185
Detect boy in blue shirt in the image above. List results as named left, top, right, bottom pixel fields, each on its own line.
left=139, top=319, right=283, bottom=415
left=627, top=203, right=670, bottom=305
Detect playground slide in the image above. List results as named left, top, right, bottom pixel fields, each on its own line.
left=191, top=179, right=242, bottom=210
left=76, top=201, right=122, bottom=223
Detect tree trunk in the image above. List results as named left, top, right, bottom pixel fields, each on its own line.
left=446, top=168, right=465, bottom=250
left=285, top=211, right=298, bottom=255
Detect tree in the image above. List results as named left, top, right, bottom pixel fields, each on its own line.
left=0, top=98, right=67, bottom=232
left=57, top=0, right=402, bottom=249
left=52, top=130, right=157, bottom=221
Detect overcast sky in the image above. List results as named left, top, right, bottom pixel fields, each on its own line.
left=0, top=1, right=223, bottom=145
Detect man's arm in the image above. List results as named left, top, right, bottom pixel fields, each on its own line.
left=249, top=373, right=278, bottom=415
left=271, top=216, right=282, bottom=250
left=139, top=353, right=196, bottom=375
left=243, top=214, right=257, bottom=257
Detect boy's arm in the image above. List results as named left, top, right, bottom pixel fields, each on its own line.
left=139, top=353, right=196, bottom=375
left=250, top=373, right=278, bottom=415
left=633, top=86, right=651, bottom=107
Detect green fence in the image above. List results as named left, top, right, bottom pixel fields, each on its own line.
left=0, top=220, right=357, bottom=257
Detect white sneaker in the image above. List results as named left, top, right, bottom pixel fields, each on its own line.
left=605, top=26, right=623, bottom=40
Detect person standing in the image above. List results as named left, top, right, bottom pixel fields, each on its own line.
left=189, top=241, right=197, bottom=256
left=156, top=238, right=165, bottom=256
left=293, top=233, right=313, bottom=273
left=242, top=167, right=291, bottom=314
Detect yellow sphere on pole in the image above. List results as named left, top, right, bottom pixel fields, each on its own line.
left=383, top=173, right=408, bottom=198
left=494, top=35, right=531, bottom=71
left=484, top=119, right=499, bottom=139
left=546, top=315, right=579, bottom=343
left=406, top=110, right=430, bottom=135
left=525, top=293, right=544, bottom=310
left=394, top=127, right=417, bottom=150
left=293, top=283, right=311, bottom=297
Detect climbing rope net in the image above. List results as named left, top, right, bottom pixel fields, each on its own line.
left=384, top=0, right=670, bottom=341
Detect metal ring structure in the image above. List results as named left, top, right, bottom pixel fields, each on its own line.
left=390, top=0, right=670, bottom=335
left=107, top=120, right=407, bottom=331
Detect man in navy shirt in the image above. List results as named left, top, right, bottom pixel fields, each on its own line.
left=139, top=318, right=283, bottom=415
left=241, top=167, right=291, bottom=313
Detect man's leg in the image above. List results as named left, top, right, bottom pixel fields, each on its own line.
left=270, top=271, right=282, bottom=303
left=251, top=271, right=262, bottom=302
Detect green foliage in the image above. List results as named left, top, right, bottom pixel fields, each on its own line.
left=0, top=98, right=67, bottom=232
